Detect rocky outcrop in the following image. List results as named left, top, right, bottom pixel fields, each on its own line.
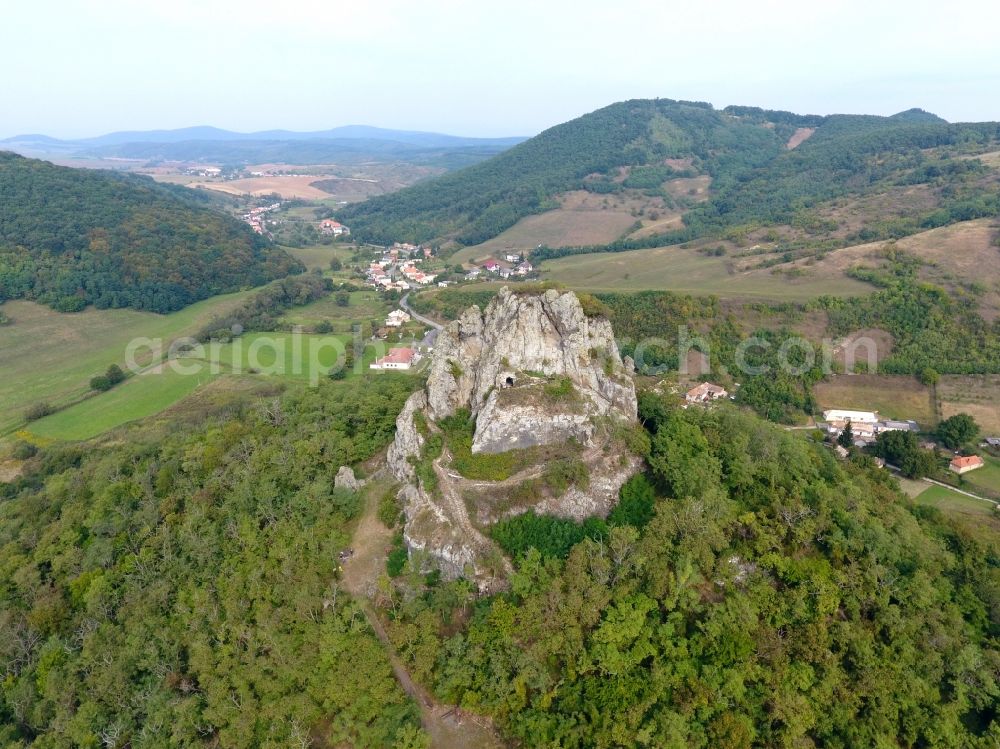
left=386, top=287, right=639, bottom=589
left=471, top=388, right=593, bottom=453
left=334, top=465, right=364, bottom=492
left=427, top=287, right=636, bottom=437
left=386, top=391, right=427, bottom=483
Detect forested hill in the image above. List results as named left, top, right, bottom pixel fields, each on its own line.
left=338, top=98, right=1000, bottom=247
left=0, top=152, right=301, bottom=313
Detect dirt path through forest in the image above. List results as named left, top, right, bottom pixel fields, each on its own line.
left=342, top=477, right=504, bottom=749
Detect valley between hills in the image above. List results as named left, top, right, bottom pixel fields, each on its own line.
left=1, top=98, right=999, bottom=747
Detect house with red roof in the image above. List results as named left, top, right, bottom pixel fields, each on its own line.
left=369, top=347, right=420, bottom=371
left=949, top=455, right=985, bottom=474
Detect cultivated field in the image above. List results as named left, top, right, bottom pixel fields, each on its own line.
left=0, top=291, right=255, bottom=435
left=937, top=375, right=1000, bottom=434
left=452, top=189, right=683, bottom=265
left=190, top=175, right=336, bottom=200
left=147, top=161, right=443, bottom=202
left=814, top=374, right=935, bottom=425
left=538, top=244, right=874, bottom=300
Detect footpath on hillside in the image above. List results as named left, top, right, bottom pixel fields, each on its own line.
left=341, top=476, right=504, bottom=749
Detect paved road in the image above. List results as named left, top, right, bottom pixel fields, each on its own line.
left=400, top=292, right=442, bottom=347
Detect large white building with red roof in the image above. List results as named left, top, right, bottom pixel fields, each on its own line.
left=369, top=347, right=420, bottom=370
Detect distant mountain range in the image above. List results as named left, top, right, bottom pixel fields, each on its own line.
left=0, top=126, right=528, bottom=167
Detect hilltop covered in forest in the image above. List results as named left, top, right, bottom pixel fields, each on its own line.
left=0, top=152, right=301, bottom=313
left=338, top=98, right=1000, bottom=251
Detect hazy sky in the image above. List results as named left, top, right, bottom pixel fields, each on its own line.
left=3, top=0, right=999, bottom=138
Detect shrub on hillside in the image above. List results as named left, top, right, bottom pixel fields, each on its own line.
left=24, top=402, right=54, bottom=422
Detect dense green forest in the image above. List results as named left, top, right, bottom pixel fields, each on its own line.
left=382, top=402, right=1000, bottom=747
left=0, top=376, right=426, bottom=747
left=338, top=98, right=1000, bottom=252
left=0, top=153, right=300, bottom=313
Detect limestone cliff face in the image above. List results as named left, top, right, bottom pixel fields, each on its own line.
left=387, top=287, right=639, bottom=589
left=426, top=287, right=636, bottom=434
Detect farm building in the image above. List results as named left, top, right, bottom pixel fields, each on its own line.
left=822, top=409, right=879, bottom=424
left=370, top=347, right=419, bottom=371
left=949, top=455, right=985, bottom=474
left=686, top=382, right=729, bottom=403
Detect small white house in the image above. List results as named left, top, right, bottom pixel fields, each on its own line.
left=385, top=310, right=411, bottom=328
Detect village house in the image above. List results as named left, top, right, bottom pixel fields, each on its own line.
left=482, top=259, right=500, bottom=273
left=370, top=347, right=420, bottom=371
left=516, top=261, right=534, bottom=276
left=949, top=455, right=985, bottom=474
left=319, top=219, right=349, bottom=236
left=399, top=262, right=437, bottom=285
left=505, top=253, right=521, bottom=263
left=385, top=309, right=410, bottom=328
left=685, top=382, right=729, bottom=404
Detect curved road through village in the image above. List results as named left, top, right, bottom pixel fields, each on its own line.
left=400, top=292, right=443, bottom=347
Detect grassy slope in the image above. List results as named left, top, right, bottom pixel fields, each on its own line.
left=22, top=331, right=395, bottom=441
left=281, top=289, right=389, bottom=330
left=911, top=483, right=1000, bottom=544
left=283, top=243, right=357, bottom=271
left=0, top=291, right=255, bottom=434
left=964, top=454, right=1000, bottom=494
left=538, top=244, right=873, bottom=299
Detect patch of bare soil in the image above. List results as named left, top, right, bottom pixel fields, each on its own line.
left=786, top=127, right=816, bottom=149
left=0, top=460, right=23, bottom=483
left=833, top=328, right=894, bottom=370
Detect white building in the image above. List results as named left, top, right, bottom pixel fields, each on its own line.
left=822, top=409, right=879, bottom=424
left=370, top=347, right=419, bottom=370
left=385, top=309, right=411, bottom=328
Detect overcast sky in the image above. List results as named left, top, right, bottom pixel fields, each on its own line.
left=2, top=0, right=999, bottom=139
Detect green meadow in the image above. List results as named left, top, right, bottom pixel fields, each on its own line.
left=20, top=331, right=415, bottom=441
left=0, top=290, right=256, bottom=435
left=281, top=290, right=389, bottom=331
left=27, top=367, right=214, bottom=442
left=963, top=454, right=1000, bottom=494
left=912, top=482, right=1000, bottom=544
